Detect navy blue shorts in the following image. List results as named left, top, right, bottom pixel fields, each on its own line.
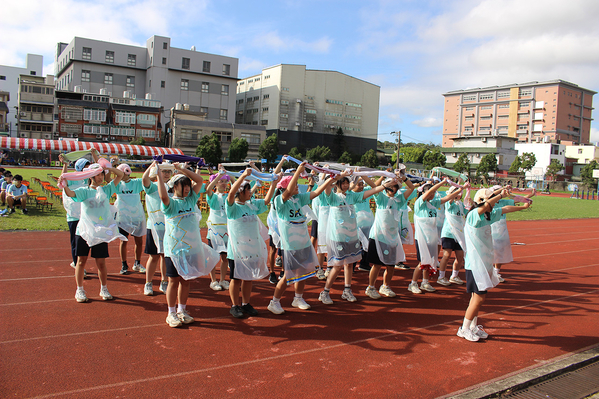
left=164, top=257, right=179, bottom=278
left=415, top=239, right=421, bottom=262
left=465, top=269, right=488, bottom=295
left=144, top=229, right=159, bottom=255
left=310, top=221, right=318, bottom=238
left=268, top=235, right=282, bottom=255
left=442, top=237, right=462, bottom=251
left=75, top=235, right=109, bottom=259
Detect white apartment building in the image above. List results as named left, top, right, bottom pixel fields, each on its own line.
left=514, top=142, right=567, bottom=178
left=564, top=144, right=599, bottom=165
left=441, top=135, right=519, bottom=172
left=18, top=75, right=56, bottom=139
left=236, top=64, right=379, bottom=155
left=0, top=54, right=44, bottom=136
left=54, top=36, right=238, bottom=127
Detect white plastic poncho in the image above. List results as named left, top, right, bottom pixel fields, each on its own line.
left=444, top=201, right=467, bottom=251
left=228, top=214, right=270, bottom=280
left=114, top=179, right=147, bottom=237
left=355, top=197, right=374, bottom=251
left=316, top=196, right=330, bottom=254
left=63, top=179, right=86, bottom=221
left=144, top=182, right=168, bottom=254
left=491, top=218, right=513, bottom=264
left=326, top=191, right=363, bottom=266
left=267, top=206, right=281, bottom=248
left=163, top=193, right=219, bottom=280
left=399, top=206, right=414, bottom=245
left=275, top=195, right=318, bottom=284
left=74, top=184, right=127, bottom=247
left=464, top=209, right=502, bottom=291
left=369, top=193, right=406, bottom=265
left=206, top=193, right=229, bottom=253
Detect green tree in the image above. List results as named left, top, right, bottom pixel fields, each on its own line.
left=520, top=152, right=537, bottom=174
left=196, top=133, right=222, bottom=166
left=333, top=128, right=346, bottom=160
left=581, top=160, right=598, bottom=189
left=282, top=147, right=303, bottom=169
left=258, top=134, right=279, bottom=164
left=401, top=146, right=427, bottom=163
left=359, top=149, right=378, bottom=168
left=423, top=150, right=447, bottom=170
left=453, top=153, right=471, bottom=175
left=509, top=156, right=522, bottom=174
left=227, top=137, right=249, bottom=162
left=476, top=154, right=498, bottom=184
left=338, top=151, right=353, bottom=164
left=306, top=146, right=331, bottom=163
left=545, top=159, right=564, bottom=181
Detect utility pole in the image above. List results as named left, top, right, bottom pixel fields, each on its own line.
left=390, top=130, right=401, bottom=169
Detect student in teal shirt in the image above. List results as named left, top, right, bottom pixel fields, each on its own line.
left=226, top=168, right=279, bottom=319
left=457, top=187, right=530, bottom=342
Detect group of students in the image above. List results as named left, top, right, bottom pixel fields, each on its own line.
left=0, top=168, right=29, bottom=215
left=57, top=152, right=533, bottom=341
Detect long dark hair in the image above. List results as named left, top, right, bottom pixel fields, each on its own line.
left=169, top=176, right=192, bottom=195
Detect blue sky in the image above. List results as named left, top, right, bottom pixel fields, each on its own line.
left=2, top=0, right=599, bottom=144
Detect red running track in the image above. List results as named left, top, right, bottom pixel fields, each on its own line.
left=1, top=218, right=598, bottom=398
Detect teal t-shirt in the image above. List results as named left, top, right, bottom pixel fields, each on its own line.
left=274, top=192, right=311, bottom=222
left=225, top=198, right=269, bottom=259
left=497, top=199, right=515, bottom=220
left=326, top=190, right=363, bottom=207
left=413, top=195, right=441, bottom=218
left=441, top=201, right=465, bottom=239
left=161, top=191, right=201, bottom=258
left=65, top=179, right=87, bottom=222
left=465, top=206, right=502, bottom=228
left=373, top=191, right=408, bottom=211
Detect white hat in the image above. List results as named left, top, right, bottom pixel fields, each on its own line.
left=473, top=188, right=494, bottom=204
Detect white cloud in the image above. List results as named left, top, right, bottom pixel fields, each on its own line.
left=590, top=127, right=599, bottom=144
left=252, top=30, right=333, bottom=54
left=239, top=57, right=268, bottom=74
left=412, top=117, right=442, bottom=128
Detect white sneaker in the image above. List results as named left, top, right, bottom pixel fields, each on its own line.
left=144, top=282, right=153, bottom=296
left=291, top=297, right=311, bottom=310
left=319, top=290, right=334, bottom=305
left=70, top=262, right=76, bottom=269
left=75, top=289, right=88, bottom=303
left=449, top=276, right=464, bottom=285
left=379, top=285, right=396, bottom=298
left=275, top=257, right=282, bottom=267
left=166, top=312, right=182, bottom=328
left=132, top=263, right=147, bottom=273
left=219, top=280, right=230, bottom=290
left=159, top=280, right=168, bottom=294
left=99, top=287, right=113, bottom=300
left=324, top=268, right=331, bottom=278
left=471, top=325, right=489, bottom=339
left=408, top=282, right=423, bottom=294
left=365, top=286, right=382, bottom=299
left=341, top=289, right=357, bottom=302
left=209, top=281, right=223, bottom=291
left=420, top=282, right=436, bottom=292
left=497, top=273, right=505, bottom=283
left=457, top=327, right=480, bottom=342
left=176, top=309, right=194, bottom=324
left=267, top=300, right=285, bottom=314
left=437, top=277, right=451, bottom=286
left=316, top=268, right=326, bottom=280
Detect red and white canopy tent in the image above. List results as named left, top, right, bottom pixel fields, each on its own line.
left=0, top=138, right=183, bottom=157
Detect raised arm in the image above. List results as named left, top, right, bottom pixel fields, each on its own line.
left=107, top=166, right=124, bottom=187
left=177, top=164, right=204, bottom=194
left=402, top=177, right=415, bottom=200
left=422, top=178, right=446, bottom=202
left=441, top=186, right=464, bottom=204
left=273, top=156, right=287, bottom=174
left=525, top=188, right=536, bottom=199
left=205, top=172, right=225, bottom=197
left=142, top=161, right=156, bottom=188
left=228, top=168, right=251, bottom=205
left=156, top=164, right=169, bottom=206
left=479, top=188, right=506, bottom=215
left=361, top=174, right=378, bottom=189
left=282, top=163, right=306, bottom=202
left=91, top=148, right=100, bottom=163
left=264, top=173, right=282, bottom=204
left=59, top=154, right=69, bottom=174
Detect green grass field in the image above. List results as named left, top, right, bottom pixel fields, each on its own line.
left=1, top=167, right=598, bottom=231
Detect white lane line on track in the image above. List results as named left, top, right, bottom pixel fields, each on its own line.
left=515, top=238, right=599, bottom=246
left=517, top=248, right=597, bottom=259
left=0, top=272, right=143, bottom=283
left=21, top=288, right=599, bottom=399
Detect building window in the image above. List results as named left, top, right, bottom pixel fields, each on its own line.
left=221, top=84, right=229, bottom=96
left=0, top=75, right=6, bottom=80
left=162, top=57, right=167, bottom=65
left=345, top=102, right=362, bottom=108
left=203, top=61, right=211, bottom=72
left=479, top=93, right=494, bottom=100
left=82, top=47, right=92, bottom=60
left=126, top=76, right=135, bottom=88
left=222, top=64, right=230, bottom=76
left=104, top=73, right=113, bottom=85
left=163, top=42, right=168, bottom=49
left=262, top=107, right=269, bottom=112
left=200, top=107, right=208, bottom=113
left=105, top=51, right=114, bottom=63
left=463, top=95, right=476, bottom=101
left=519, top=89, right=532, bottom=97
left=306, top=109, right=316, bottom=114
left=202, top=82, right=209, bottom=93
left=220, top=109, right=228, bottom=120
left=497, top=91, right=510, bottom=98
left=261, top=120, right=268, bottom=125
left=161, top=81, right=165, bottom=88
left=480, top=106, right=492, bottom=110
left=498, top=104, right=510, bottom=109
left=81, top=70, right=90, bottom=82
left=127, top=54, right=136, bottom=66
left=181, top=79, right=189, bottom=90
left=182, top=57, right=190, bottom=70
left=280, top=113, right=289, bottom=118
left=263, top=94, right=269, bottom=99
left=281, top=100, right=289, bottom=105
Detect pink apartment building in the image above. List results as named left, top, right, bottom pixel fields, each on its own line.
left=442, top=80, right=595, bottom=148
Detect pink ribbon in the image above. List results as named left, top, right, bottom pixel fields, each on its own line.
left=58, top=161, right=108, bottom=188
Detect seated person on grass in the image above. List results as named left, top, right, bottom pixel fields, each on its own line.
left=7, top=174, right=28, bottom=214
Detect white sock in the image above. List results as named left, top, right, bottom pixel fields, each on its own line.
left=451, top=269, right=459, bottom=279
left=242, top=302, right=248, bottom=306
left=294, top=293, right=303, bottom=298
left=462, top=318, right=472, bottom=331
left=272, top=297, right=280, bottom=303
left=177, top=304, right=186, bottom=312
left=368, top=285, right=375, bottom=289
left=438, top=270, right=446, bottom=279
left=77, top=286, right=84, bottom=291
left=422, top=279, right=429, bottom=284
left=411, top=280, right=417, bottom=285
left=168, top=306, right=176, bottom=314
left=101, top=285, right=107, bottom=290
left=494, top=267, right=501, bottom=273
left=471, top=316, right=478, bottom=329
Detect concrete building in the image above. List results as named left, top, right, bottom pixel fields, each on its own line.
left=564, top=144, right=599, bottom=165
left=0, top=54, right=44, bottom=136
left=56, top=89, right=163, bottom=144
left=235, top=64, right=379, bottom=155
left=514, top=142, right=568, bottom=178
left=440, top=135, right=519, bottom=173
left=0, top=92, right=9, bottom=134
left=17, top=75, right=56, bottom=140
left=167, top=107, right=266, bottom=160
left=442, top=80, right=595, bottom=147
left=54, top=36, right=238, bottom=127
